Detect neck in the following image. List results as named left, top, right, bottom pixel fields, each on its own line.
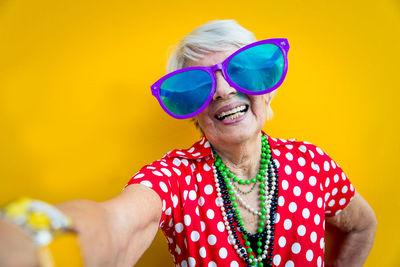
left=211, top=132, right=263, bottom=179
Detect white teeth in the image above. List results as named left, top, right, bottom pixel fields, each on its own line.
left=224, top=111, right=245, bottom=120
left=217, top=105, right=246, bottom=119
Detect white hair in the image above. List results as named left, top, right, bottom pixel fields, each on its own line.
left=166, top=19, right=277, bottom=123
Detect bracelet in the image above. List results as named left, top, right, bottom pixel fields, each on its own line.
left=0, top=197, right=84, bottom=267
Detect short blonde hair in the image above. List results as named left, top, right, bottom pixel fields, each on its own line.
left=166, top=19, right=277, bottom=128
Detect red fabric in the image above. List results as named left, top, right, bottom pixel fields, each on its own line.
left=126, top=134, right=355, bottom=267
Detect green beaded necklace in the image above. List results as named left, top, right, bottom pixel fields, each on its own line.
left=213, top=134, right=274, bottom=265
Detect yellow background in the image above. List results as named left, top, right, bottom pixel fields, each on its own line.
left=0, top=0, right=399, bottom=266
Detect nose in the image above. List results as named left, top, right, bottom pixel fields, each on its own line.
left=212, top=70, right=237, bottom=101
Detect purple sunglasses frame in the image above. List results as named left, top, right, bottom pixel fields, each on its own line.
left=151, top=38, right=290, bottom=119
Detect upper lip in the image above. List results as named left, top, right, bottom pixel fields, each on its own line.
left=214, top=102, right=248, bottom=118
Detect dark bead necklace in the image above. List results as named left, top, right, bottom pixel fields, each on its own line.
left=212, top=134, right=279, bottom=266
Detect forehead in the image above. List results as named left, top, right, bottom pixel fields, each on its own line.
left=188, top=47, right=239, bottom=67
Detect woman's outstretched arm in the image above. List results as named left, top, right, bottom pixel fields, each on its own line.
left=0, top=184, right=162, bottom=267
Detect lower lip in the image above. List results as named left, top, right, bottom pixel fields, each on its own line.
left=219, top=110, right=248, bottom=125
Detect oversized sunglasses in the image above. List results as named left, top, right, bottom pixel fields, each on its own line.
left=151, top=38, right=290, bottom=119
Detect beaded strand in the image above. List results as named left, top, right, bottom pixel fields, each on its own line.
left=213, top=134, right=279, bottom=266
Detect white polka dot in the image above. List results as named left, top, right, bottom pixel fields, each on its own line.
left=305, top=192, right=313, bottom=202
left=297, top=225, right=306, bottom=236
left=341, top=172, right=347, bottom=180
left=332, top=188, right=338, bottom=196
left=279, top=236, right=286, bottom=247
left=306, top=249, right=313, bottom=261
left=172, top=167, right=181, bottom=176
left=172, top=158, right=181, bottom=166
left=153, top=170, right=163, bottom=176
left=320, top=237, right=325, bottom=249
left=328, top=199, right=335, bottom=207
left=175, top=223, right=184, bottom=233
left=189, top=190, right=196, bottom=200
left=278, top=196, right=285, bottom=206
left=286, top=152, right=293, bottom=161
left=199, top=247, right=206, bottom=258
left=230, top=261, right=239, bottom=267
left=165, top=207, right=171, bottom=216
left=298, top=157, right=306, bottom=166
left=289, top=202, right=297, bottom=213
left=188, top=257, right=196, bottom=267
left=309, top=150, right=315, bottom=158
left=296, top=171, right=304, bottom=181
left=274, top=159, right=280, bottom=168
left=299, top=145, right=307, bottom=153
left=134, top=173, right=144, bottom=179
left=140, top=180, right=152, bottom=188
left=273, top=255, right=281, bottom=266
left=331, top=159, right=337, bottom=169
left=181, top=260, right=187, bottom=267
left=325, top=178, right=330, bottom=188
left=284, top=219, right=292, bottom=230
left=285, top=260, right=294, bottom=267
left=317, top=256, right=322, bottom=267
left=316, top=147, right=324, bottom=155
left=175, top=245, right=181, bottom=254
left=196, top=173, right=202, bottom=182
left=204, top=185, right=213, bottom=195
left=310, top=232, right=317, bottom=243
left=160, top=168, right=171, bottom=177
left=339, top=186, right=348, bottom=195
left=185, top=175, right=191, bottom=185
left=219, top=247, right=228, bottom=259
left=339, top=198, right=347, bottom=206
left=207, top=209, right=215, bottom=219
left=274, top=213, right=280, bottom=224
left=198, top=196, right=205, bottom=206
left=208, top=235, right=217, bottom=245
left=293, top=186, right=301, bottom=196
left=309, top=176, right=317, bottom=186
left=195, top=206, right=199, bottom=216
left=317, top=198, right=323, bottom=208
left=184, top=215, right=191, bottom=226
left=286, top=144, right=293, bottom=149
left=302, top=208, right=310, bottom=219
left=285, top=165, right=292, bottom=175
left=217, top=222, right=224, bottom=232
left=172, top=195, right=178, bottom=208
left=325, top=192, right=330, bottom=201
left=350, top=184, right=354, bottom=191
left=273, top=149, right=281, bottom=156
left=191, top=231, right=200, bottom=242
left=334, top=174, right=339, bottom=183
left=201, top=221, right=206, bottom=231
left=208, top=261, right=217, bottom=267
left=291, top=242, right=301, bottom=254
left=323, top=161, right=330, bottom=171
left=314, top=214, right=321, bottom=225
left=203, top=163, right=211, bottom=171
left=282, top=180, right=289, bottom=190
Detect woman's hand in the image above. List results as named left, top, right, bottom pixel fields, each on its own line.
left=0, top=184, right=162, bottom=267
left=0, top=218, right=38, bottom=267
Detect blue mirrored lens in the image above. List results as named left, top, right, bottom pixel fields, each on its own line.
left=227, top=44, right=284, bottom=92
left=159, top=70, right=212, bottom=116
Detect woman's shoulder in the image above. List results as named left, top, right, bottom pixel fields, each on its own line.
left=267, top=135, right=338, bottom=169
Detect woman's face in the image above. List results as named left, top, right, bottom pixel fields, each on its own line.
left=191, top=49, right=269, bottom=146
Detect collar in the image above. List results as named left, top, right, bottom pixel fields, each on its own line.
left=164, top=131, right=296, bottom=161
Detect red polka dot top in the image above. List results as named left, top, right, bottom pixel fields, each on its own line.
left=126, top=134, right=355, bottom=267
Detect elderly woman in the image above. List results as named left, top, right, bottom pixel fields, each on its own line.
left=0, top=20, right=376, bottom=267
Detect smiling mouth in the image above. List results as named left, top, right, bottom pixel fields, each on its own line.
left=215, top=105, right=249, bottom=121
